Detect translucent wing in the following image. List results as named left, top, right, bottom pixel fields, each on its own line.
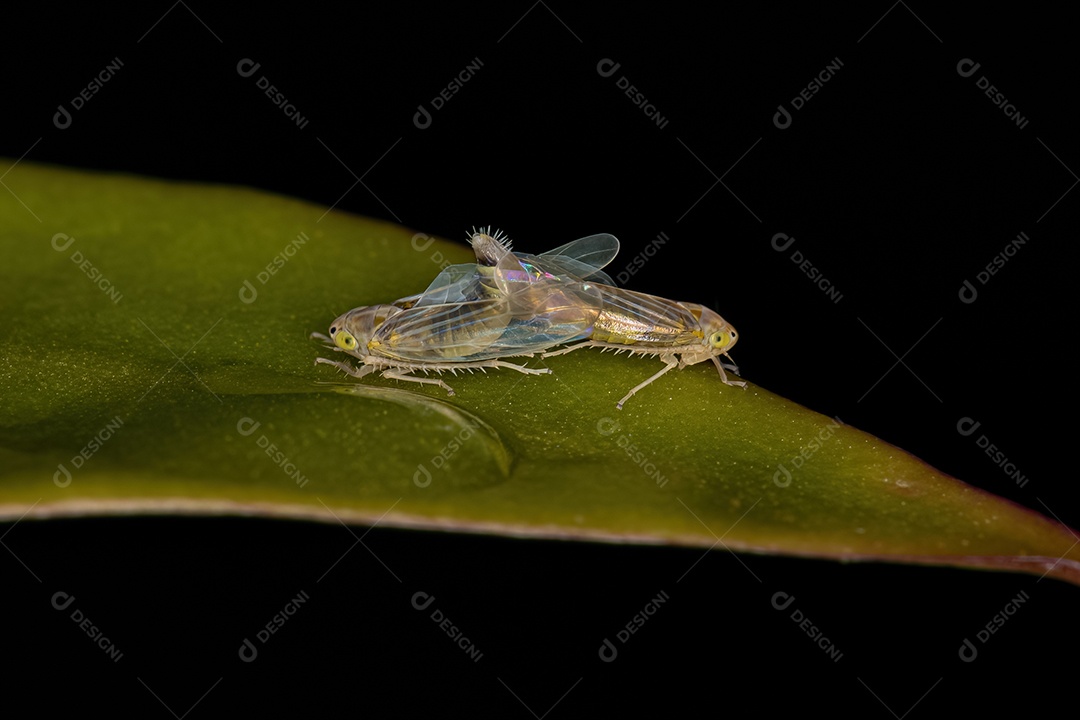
left=487, top=248, right=609, bottom=321
left=472, top=232, right=619, bottom=287
left=372, top=298, right=511, bottom=361
left=373, top=289, right=601, bottom=363
left=591, top=285, right=704, bottom=346
left=398, top=264, right=480, bottom=308
left=541, top=233, right=620, bottom=267
left=393, top=232, right=615, bottom=341
left=469, top=233, right=616, bottom=315
left=534, top=233, right=619, bottom=285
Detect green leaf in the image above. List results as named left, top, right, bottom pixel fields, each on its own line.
left=2, top=159, right=1077, bottom=586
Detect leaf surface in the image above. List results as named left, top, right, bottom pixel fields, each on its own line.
left=2, top=160, right=1077, bottom=586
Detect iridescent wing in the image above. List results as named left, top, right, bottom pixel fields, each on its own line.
left=404, top=232, right=615, bottom=315
left=530, top=233, right=619, bottom=286
left=372, top=291, right=601, bottom=363
left=472, top=232, right=619, bottom=289
left=468, top=232, right=616, bottom=320
left=484, top=246, right=611, bottom=322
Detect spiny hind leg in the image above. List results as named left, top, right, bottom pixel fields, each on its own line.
left=617, top=358, right=679, bottom=410
left=479, top=360, right=548, bottom=377
left=380, top=369, right=456, bottom=396
left=542, top=341, right=604, bottom=358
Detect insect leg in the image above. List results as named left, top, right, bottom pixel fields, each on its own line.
left=380, top=369, right=456, bottom=396
left=710, top=355, right=748, bottom=388
left=616, top=357, right=679, bottom=410
left=715, top=353, right=741, bottom=374
left=542, top=341, right=604, bottom=358
left=315, top=357, right=375, bottom=378
left=480, top=359, right=552, bottom=376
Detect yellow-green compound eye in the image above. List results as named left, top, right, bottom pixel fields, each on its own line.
left=710, top=330, right=735, bottom=349
left=334, top=330, right=359, bottom=351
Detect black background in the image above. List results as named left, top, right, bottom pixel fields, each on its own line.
left=3, top=3, right=1076, bottom=716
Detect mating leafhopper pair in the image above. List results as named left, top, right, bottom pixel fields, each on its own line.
left=312, top=230, right=743, bottom=408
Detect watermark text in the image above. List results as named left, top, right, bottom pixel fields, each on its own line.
left=414, top=58, right=484, bottom=129
left=54, top=57, right=124, bottom=129
left=239, top=231, right=310, bottom=303
left=957, top=417, right=1028, bottom=488
left=959, top=589, right=1030, bottom=661
left=597, top=58, right=669, bottom=130
left=54, top=416, right=124, bottom=487
left=957, top=58, right=1029, bottom=130
left=237, top=58, right=310, bottom=129
left=773, top=57, right=843, bottom=129
left=237, top=417, right=309, bottom=488
left=616, top=232, right=669, bottom=285
left=51, top=233, right=123, bottom=304
left=958, top=231, right=1029, bottom=304
left=772, top=591, right=842, bottom=662
left=599, top=590, right=670, bottom=662
left=52, top=591, right=123, bottom=662
left=412, top=591, right=483, bottom=662
left=771, top=233, right=843, bottom=304
left=239, top=590, right=311, bottom=662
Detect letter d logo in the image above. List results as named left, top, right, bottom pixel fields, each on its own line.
left=771, top=233, right=795, bottom=253
left=596, top=58, right=621, bottom=78
left=413, top=104, right=432, bottom=130
left=596, top=417, right=620, bottom=437
left=773, top=104, right=792, bottom=130
left=237, top=58, right=261, bottom=78
left=959, top=279, right=978, bottom=304
left=54, top=464, right=73, bottom=488
left=771, top=591, right=795, bottom=611
left=239, top=280, right=258, bottom=304
left=413, top=464, right=432, bottom=488
left=956, top=417, right=980, bottom=437
left=773, top=464, right=792, bottom=488
left=956, top=58, right=980, bottom=78
left=236, top=417, right=261, bottom=436
left=239, top=638, right=258, bottom=662
left=412, top=591, right=435, bottom=611
left=52, top=591, right=76, bottom=611
left=54, top=104, right=73, bottom=130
